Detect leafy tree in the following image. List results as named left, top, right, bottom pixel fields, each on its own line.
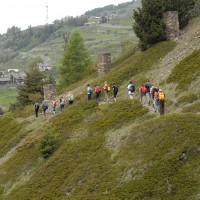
left=59, top=31, right=92, bottom=89
left=133, top=0, right=195, bottom=50
left=16, top=60, right=44, bottom=106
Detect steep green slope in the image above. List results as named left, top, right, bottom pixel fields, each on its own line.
left=0, top=117, right=24, bottom=157
left=0, top=39, right=200, bottom=199
left=1, top=105, right=200, bottom=199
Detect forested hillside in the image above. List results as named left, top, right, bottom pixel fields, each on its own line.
left=0, top=0, right=141, bottom=72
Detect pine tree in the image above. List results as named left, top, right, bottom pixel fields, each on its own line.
left=59, top=31, right=92, bottom=89
left=133, top=0, right=195, bottom=50
left=16, top=61, right=44, bottom=106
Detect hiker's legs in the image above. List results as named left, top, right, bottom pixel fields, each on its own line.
left=159, top=101, right=164, bottom=115
left=87, top=94, right=92, bottom=101
left=69, top=100, right=73, bottom=107
left=114, top=93, right=117, bottom=102
left=129, top=94, right=134, bottom=99
left=160, top=101, right=165, bottom=115
left=35, top=108, right=39, bottom=117
left=96, top=93, right=100, bottom=102
left=60, top=105, right=64, bottom=112
left=52, top=106, right=56, bottom=114
left=105, top=92, right=109, bottom=102
left=146, top=92, right=151, bottom=105
left=154, top=99, right=159, bottom=112
left=141, top=93, right=146, bottom=104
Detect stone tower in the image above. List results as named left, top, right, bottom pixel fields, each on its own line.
left=98, top=52, right=111, bottom=77
left=162, top=11, right=180, bottom=39
left=43, top=84, right=56, bottom=102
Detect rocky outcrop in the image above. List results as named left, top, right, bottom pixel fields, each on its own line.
left=43, top=84, right=56, bottom=101
left=162, top=11, right=180, bottom=39
left=98, top=52, right=111, bottom=77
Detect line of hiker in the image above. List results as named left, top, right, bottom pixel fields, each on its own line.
left=138, top=80, right=165, bottom=115
left=34, top=80, right=165, bottom=117
left=34, top=91, right=74, bottom=117
left=86, top=80, right=165, bottom=115
left=87, top=81, right=118, bottom=103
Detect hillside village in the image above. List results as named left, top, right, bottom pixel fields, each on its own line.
left=0, top=0, right=200, bottom=199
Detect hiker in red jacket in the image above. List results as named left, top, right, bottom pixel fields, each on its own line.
left=94, top=84, right=101, bottom=102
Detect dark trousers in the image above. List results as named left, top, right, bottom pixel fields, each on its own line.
left=87, top=94, right=92, bottom=101
left=69, top=101, right=73, bottom=107
left=159, top=101, right=165, bottom=115
left=95, top=93, right=100, bottom=101
left=60, top=104, right=64, bottom=112
left=35, top=108, right=39, bottom=117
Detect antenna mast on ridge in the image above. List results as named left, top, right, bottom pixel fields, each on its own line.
left=45, top=2, right=49, bottom=25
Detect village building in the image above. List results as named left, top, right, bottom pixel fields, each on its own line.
left=8, top=69, right=25, bottom=85
left=38, top=63, right=53, bottom=71
left=0, top=71, right=4, bottom=78
left=0, top=76, right=11, bottom=85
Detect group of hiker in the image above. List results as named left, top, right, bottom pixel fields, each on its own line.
left=34, top=91, right=74, bottom=117
left=34, top=80, right=165, bottom=117
left=137, top=80, right=165, bottom=115
left=86, top=80, right=165, bottom=115
left=87, top=81, right=118, bottom=103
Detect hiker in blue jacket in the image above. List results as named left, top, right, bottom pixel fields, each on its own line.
left=87, top=84, right=93, bottom=101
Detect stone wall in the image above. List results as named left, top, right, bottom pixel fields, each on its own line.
left=98, top=52, right=111, bottom=77
left=162, top=11, right=180, bottom=39
left=43, top=84, right=56, bottom=102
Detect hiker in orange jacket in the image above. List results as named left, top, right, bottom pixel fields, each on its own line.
left=103, top=81, right=110, bottom=102
left=139, top=84, right=147, bottom=104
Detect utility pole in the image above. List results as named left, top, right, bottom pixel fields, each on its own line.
left=45, top=2, right=48, bottom=25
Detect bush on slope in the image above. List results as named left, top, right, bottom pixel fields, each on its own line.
left=167, top=49, right=200, bottom=91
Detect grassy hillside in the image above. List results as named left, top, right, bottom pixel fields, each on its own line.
left=0, top=87, right=17, bottom=108
left=0, top=36, right=200, bottom=199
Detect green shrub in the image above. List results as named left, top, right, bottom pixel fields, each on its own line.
left=175, top=92, right=198, bottom=106
left=0, top=117, right=24, bottom=157
left=0, top=107, right=4, bottom=115
left=167, top=49, right=200, bottom=91
left=182, top=101, right=200, bottom=113
left=38, top=133, right=59, bottom=158
left=9, top=104, right=34, bottom=118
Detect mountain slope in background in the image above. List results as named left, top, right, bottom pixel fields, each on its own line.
left=0, top=0, right=141, bottom=72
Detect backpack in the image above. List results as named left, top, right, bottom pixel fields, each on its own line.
left=52, top=101, right=56, bottom=106
left=35, top=103, right=39, bottom=109
left=107, top=85, right=111, bottom=92
left=88, top=87, right=93, bottom=94
left=129, top=84, right=135, bottom=92
left=96, top=86, right=101, bottom=94
left=141, top=86, right=147, bottom=93
left=60, top=98, right=65, bottom=105
left=158, top=92, right=165, bottom=101
left=43, top=103, right=48, bottom=110
left=114, top=85, right=118, bottom=93
left=69, top=95, right=74, bottom=101
left=145, top=84, right=151, bottom=92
